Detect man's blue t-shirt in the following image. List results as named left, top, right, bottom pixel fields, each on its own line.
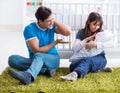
left=23, top=22, right=58, bottom=58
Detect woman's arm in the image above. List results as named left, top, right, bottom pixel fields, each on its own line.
left=72, top=34, right=96, bottom=53
left=72, top=39, right=87, bottom=54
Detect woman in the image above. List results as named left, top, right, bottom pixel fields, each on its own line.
left=60, top=12, right=113, bottom=81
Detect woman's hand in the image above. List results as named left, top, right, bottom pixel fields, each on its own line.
left=85, top=41, right=97, bottom=51
left=85, top=34, right=96, bottom=42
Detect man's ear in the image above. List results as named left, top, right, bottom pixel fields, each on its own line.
left=38, top=20, right=43, bottom=24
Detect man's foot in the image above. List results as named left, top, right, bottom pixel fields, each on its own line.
left=100, top=67, right=113, bottom=72
left=60, top=72, right=78, bottom=81
left=8, top=68, right=32, bottom=85
left=45, top=69, right=56, bottom=77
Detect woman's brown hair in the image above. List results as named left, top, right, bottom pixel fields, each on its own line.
left=83, top=12, right=103, bottom=38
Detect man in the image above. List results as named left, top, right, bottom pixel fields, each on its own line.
left=8, top=6, right=71, bottom=84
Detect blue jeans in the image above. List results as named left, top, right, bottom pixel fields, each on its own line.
left=8, top=52, right=60, bottom=80
left=70, top=52, right=107, bottom=77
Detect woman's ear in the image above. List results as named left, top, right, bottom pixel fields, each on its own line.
left=88, top=21, right=90, bottom=24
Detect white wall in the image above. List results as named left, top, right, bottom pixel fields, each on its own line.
left=0, top=0, right=24, bottom=25
left=0, top=0, right=26, bottom=74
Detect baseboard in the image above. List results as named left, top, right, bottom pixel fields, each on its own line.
left=60, top=58, right=120, bottom=68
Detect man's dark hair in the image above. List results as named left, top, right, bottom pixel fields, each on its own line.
left=35, top=6, right=52, bottom=22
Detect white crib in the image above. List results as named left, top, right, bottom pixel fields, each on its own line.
left=43, top=2, right=120, bottom=58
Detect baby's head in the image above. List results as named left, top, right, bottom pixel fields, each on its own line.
left=95, top=30, right=114, bottom=42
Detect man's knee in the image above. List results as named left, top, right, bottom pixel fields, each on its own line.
left=8, top=55, right=17, bottom=67
left=34, top=52, right=43, bottom=57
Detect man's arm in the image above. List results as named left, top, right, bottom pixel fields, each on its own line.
left=54, top=20, right=72, bottom=36
left=27, top=38, right=70, bottom=53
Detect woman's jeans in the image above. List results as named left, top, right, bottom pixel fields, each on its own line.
left=70, top=52, right=107, bottom=77
left=8, top=52, right=60, bottom=80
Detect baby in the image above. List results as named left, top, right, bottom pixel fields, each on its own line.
left=69, top=30, right=115, bottom=62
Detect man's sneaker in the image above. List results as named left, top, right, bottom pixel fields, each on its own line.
left=100, top=67, right=113, bottom=72
left=60, top=72, right=78, bottom=81
left=45, top=69, right=56, bottom=77
left=8, top=68, right=32, bottom=85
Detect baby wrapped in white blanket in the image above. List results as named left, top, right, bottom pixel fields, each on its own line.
left=69, top=30, right=115, bottom=62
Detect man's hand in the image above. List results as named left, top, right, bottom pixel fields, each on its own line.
left=56, top=39, right=71, bottom=44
